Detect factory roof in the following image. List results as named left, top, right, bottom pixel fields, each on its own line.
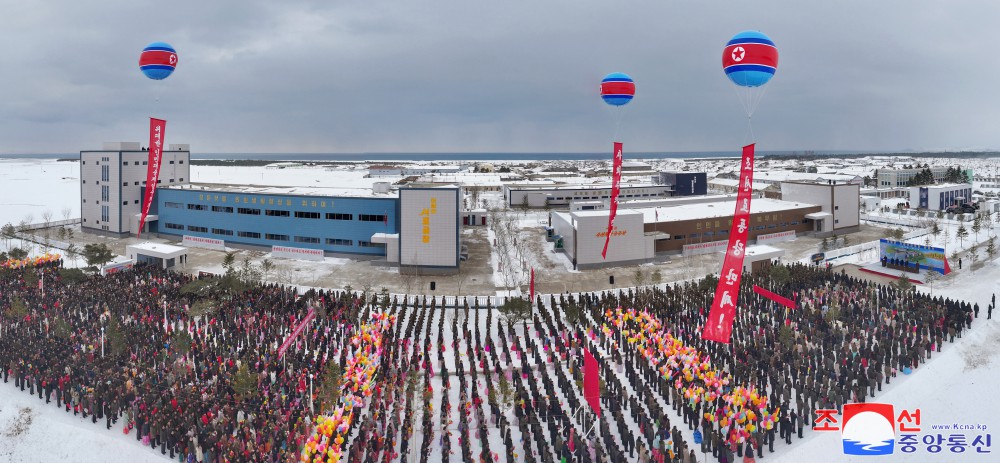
left=164, top=182, right=397, bottom=198
left=561, top=198, right=819, bottom=223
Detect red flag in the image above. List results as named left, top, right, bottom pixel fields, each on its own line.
left=583, top=348, right=601, bottom=417
left=752, top=284, right=795, bottom=309
left=702, top=144, right=755, bottom=344
left=602, top=142, right=624, bottom=259
left=529, top=267, right=535, bottom=303
left=139, top=117, right=167, bottom=237
left=278, top=307, right=316, bottom=358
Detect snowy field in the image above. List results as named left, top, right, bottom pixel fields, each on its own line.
left=772, top=259, right=1000, bottom=463
left=0, top=381, right=165, bottom=463
left=0, top=159, right=79, bottom=230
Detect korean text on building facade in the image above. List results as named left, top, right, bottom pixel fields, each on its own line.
left=421, top=197, right=437, bottom=243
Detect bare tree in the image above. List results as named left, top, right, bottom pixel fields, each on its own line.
left=260, top=258, right=274, bottom=282
left=455, top=271, right=468, bottom=296
left=968, top=245, right=979, bottom=272
left=0, top=223, right=14, bottom=249
left=957, top=224, right=969, bottom=248
left=632, top=267, right=647, bottom=287
left=42, top=210, right=53, bottom=228
left=17, top=219, right=29, bottom=249
left=61, top=206, right=72, bottom=222
left=66, top=243, right=82, bottom=267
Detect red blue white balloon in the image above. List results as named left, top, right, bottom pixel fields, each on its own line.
left=722, top=31, right=778, bottom=87
left=139, top=42, right=178, bottom=80
left=600, top=72, right=635, bottom=106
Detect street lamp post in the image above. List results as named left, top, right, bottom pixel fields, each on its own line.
left=309, top=373, right=314, bottom=414
left=101, top=326, right=105, bottom=358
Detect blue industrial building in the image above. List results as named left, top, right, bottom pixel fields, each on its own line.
left=151, top=185, right=399, bottom=256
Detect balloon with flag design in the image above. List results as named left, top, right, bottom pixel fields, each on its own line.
left=139, top=42, right=178, bottom=80
left=723, top=31, right=778, bottom=88
left=600, top=72, right=635, bottom=106
left=722, top=30, right=777, bottom=119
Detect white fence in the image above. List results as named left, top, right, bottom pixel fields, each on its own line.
left=16, top=218, right=80, bottom=231
left=682, top=239, right=728, bottom=257
left=756, top=230, right=796, bottom=245
left=13, top=232, right=71, bottom=251
left=821, top=242, right=880, bottom=262
left=819, top=227, right=930, bottom=263
left=860, top=213, right=930, bottom=229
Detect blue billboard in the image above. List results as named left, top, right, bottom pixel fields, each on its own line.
left=879, top=239, right=949, bottom=275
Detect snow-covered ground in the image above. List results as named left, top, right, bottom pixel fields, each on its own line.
left=0, top=159, right=79, bottom=230
left=772, top=256, right=1000, bottom=463
left=0, top=381, right=165, bottom=463
left=2, top=157, right=1000, bottom=461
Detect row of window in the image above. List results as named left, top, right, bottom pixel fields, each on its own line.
left=123, top=178, right=184, bottom=187
left=162, top=225, right=379, bottom=247
left=168, top=204, right=384, bottom=222
left=83, top=179, right=174, bottom=184
left=83, top=160, right=185, bottom=166
left=671, top=221, right=801, bottom=240
left=547, top=193, right=662, bottom=202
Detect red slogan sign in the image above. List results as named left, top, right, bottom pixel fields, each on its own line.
left=139, top=118, right=166, bottom=237
left=278, top=307, right=316, bottom=358
left=602, top=142, right=624, bottom=259
left=702, top=144, right=756, bottom=343
left=752, top=284, right=796, bottom=310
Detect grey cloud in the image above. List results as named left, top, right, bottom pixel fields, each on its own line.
left=0, top=1, right=999, bottom=154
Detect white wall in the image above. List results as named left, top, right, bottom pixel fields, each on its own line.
left=572, top=210, right=648, bottom=266
left=781, top=182, right=859, bottom=231
left=81, top=148, right=190, bottom=235
left=551, top=212, right=576, bottom=260
left=399, top=188, right=459, bottom=267
left=833, top=183, right=860, bottom=229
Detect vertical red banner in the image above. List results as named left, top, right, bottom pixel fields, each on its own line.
left=602, top=142, right=623, bottom=259
left=583, top=348, right=601, bottom=417
left=529, top=267, right=535, bottom=303
left=702, top=144, right=755, bottom=343
left=138, top=117, right=167, bottom=237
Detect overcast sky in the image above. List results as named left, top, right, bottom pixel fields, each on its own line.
left=1, top=0, right=998, bottom=154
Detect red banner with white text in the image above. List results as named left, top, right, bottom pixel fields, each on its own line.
left=278, top=307, right=316, bottom=358
left=138, top=118, right=166, bottom=237
left=702, top=144, right=755, bottom=343
left=602, top=142, right=623, bottom=259
left=752, top=284, right=796, bottom=310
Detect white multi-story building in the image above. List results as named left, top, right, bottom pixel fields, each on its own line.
left=80, top=142, right=190, bottom=236
left=504, top=184, right=673, bottom=209
left=909, top=183, right=973, bottom=210
left=875, top=167, right=949, bottom=188
left=779, top=181, right=860, bottom=236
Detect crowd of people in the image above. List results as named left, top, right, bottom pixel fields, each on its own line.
left=0, top=262, right=367, bottom=463
left=0, top=258, right=988, bottom=463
